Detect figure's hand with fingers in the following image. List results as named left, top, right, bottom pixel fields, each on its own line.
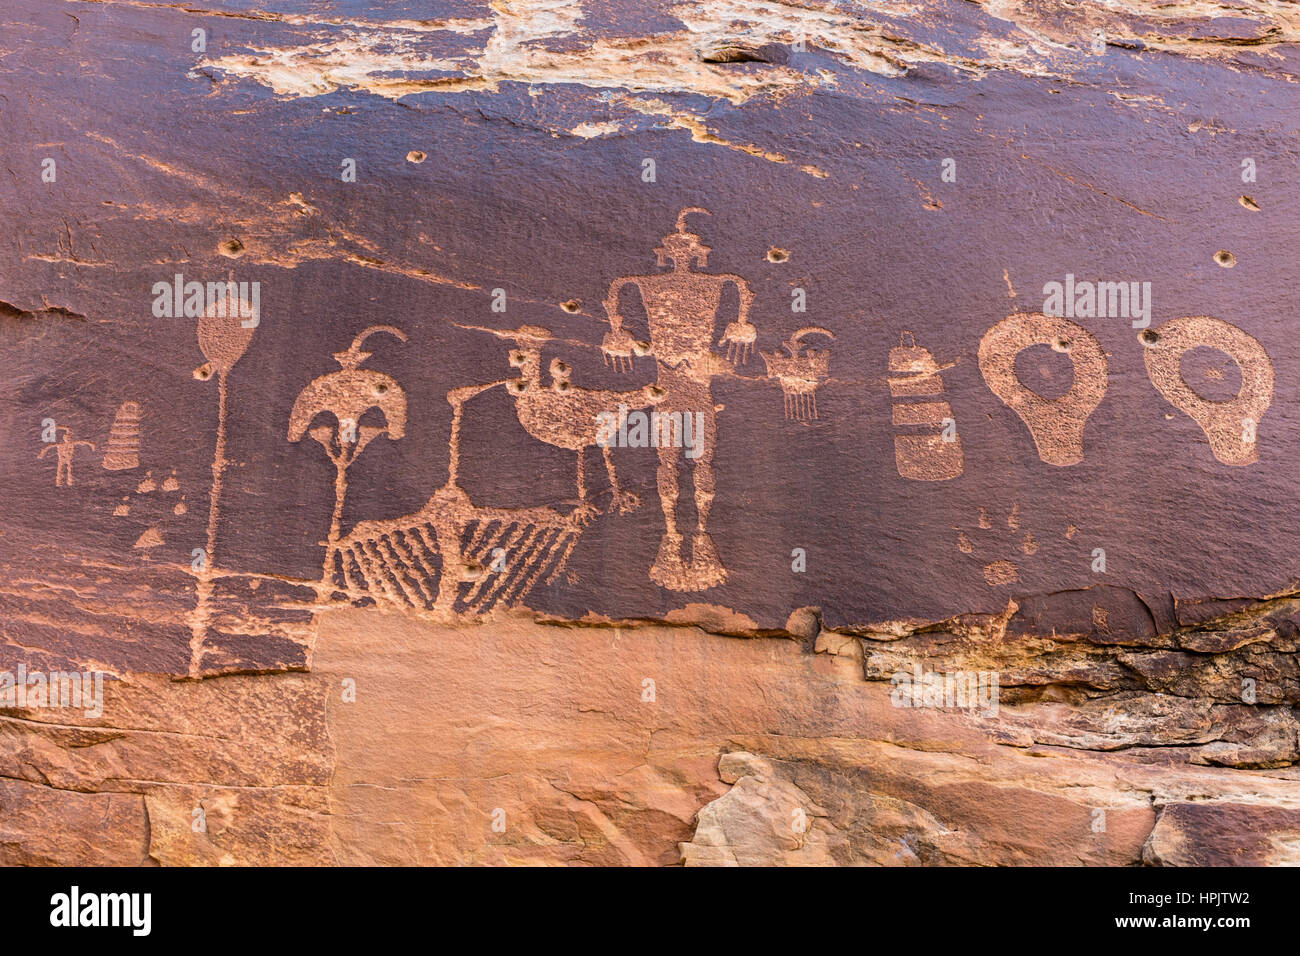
left=602, top=324, right=637, bottom=373
left=720, top=320, right=757, bottom=366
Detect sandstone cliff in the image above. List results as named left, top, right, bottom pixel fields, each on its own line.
left=1, top=0, right=1297, bottom=865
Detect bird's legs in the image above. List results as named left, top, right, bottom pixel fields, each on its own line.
left=602, top=444, right=640, bottom=514
left=572, top=448, right=599, bottom=526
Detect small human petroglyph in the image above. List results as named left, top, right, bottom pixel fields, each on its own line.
left=601, top=207, right=757, bottom=592
left=761, top=326, right=834, bottom=421
left=1140, top=316, right=1273, bottom=466
left=102, top=401, right=142, bottom=470
left=288, top=325, right=409, bottom=586
left=889, top=331, right=963, bottom=480
left=456, top=323, right=656, bottom=525
left=38, top=427, right=95, bottom=487
left=979, top=312, right=1108, bottom=466
left=957, top=504, right=1040, bottom=587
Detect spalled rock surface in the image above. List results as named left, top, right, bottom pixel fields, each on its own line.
left=301, top=609, right=1299, bottom=865
left=0, top=608, right=1299, bottom=865
left=0, top=779, right=148, bottom=867
left=0, top=674, right=334, bottom=865
left=1, top=0, right=1299, bottom=864
left=680, top=752, right=850, bottom=866
left=1143, top=802, right=1300, bottom=867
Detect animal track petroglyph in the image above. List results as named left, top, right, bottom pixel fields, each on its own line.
left=112, top=466, right=187, bottom=551
left=956, top=504, right=1041, bottom=587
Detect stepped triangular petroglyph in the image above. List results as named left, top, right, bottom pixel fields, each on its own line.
left=102, top=401, right=142, bottom=471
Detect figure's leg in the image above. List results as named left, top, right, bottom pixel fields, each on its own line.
left=687, top=406, right=725, bottom=588
left=694, top=455, right=715, bottom=529
left=602, top=444, right=639, bottom=513
left=649, top=444, right=686, bottom=589
left=656, top=444, right=679, bottom=536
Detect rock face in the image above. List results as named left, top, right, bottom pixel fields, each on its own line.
left=1, top=0, right=1298, bottom=865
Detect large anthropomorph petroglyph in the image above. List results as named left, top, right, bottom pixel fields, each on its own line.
left=600, top=208, right=758, bottom=592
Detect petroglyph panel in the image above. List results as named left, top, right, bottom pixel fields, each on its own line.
left=0, top=0, right=1296, bottom=667
left=102, top=401, right=142, bottom=471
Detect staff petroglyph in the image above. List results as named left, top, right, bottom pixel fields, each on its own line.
left=102, top=401, right=142, bottom=471
left=188, top=289, right=257, bottom=677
